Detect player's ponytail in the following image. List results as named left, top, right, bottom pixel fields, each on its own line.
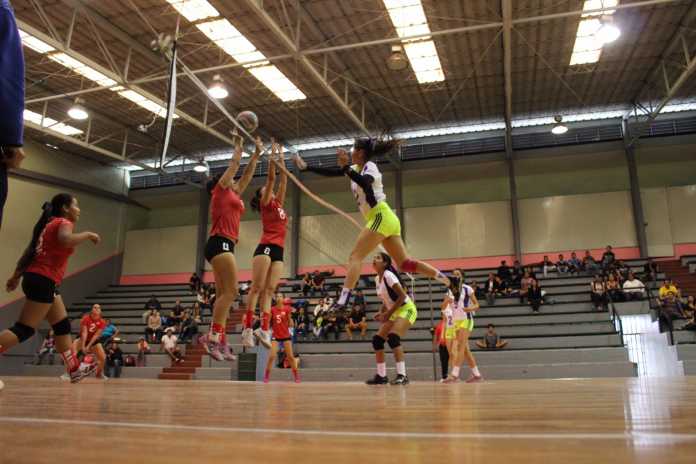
left=354, top=137, right=401, bottom=161
left=378, top=252, right=406, bottom=289
left=250, top=187, right=262, bottom=212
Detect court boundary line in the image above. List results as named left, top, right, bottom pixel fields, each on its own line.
left=1, top=416, right=695, bottom=442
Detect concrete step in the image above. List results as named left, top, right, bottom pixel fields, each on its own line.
left=676, top=344, right=696, bottom=361
left=158, top=373, right=192, bottom=380
left=162, top=367, right=197, bottom=374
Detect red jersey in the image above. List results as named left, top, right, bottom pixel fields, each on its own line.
left=260, top=198, right=288, bottom=247
left=25, top=217, right=75, bottom=285
left=209, top=184, right=245, bottom=242
left=271, top=305, right=292, bottom=340
left=80, top=314, right=107, bottom=343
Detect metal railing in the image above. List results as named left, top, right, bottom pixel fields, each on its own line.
left=606, top=291, right=625, bottom=345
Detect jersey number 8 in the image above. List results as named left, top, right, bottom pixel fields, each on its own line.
left=264, top=247, right=271, bottom=255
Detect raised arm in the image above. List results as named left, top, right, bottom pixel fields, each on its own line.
left=275, top=144, right=288, bottom=207
left=218, top=137, right=244, bottom=189
left=233, top=137, right=263, bottom=195
left=261, top=143, right=276, bottom=207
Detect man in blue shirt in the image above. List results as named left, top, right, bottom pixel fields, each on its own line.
left=98, top=320, right=119, bottom=345
left=0, top=0, right=26, bottom=229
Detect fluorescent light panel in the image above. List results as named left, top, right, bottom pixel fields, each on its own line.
left=569, top=0, right=619, bottom=66
left=24, top=109, right=84, bottom=136
left=165, top=0, right=219, bottom=22
left=18, top=30, right=55, bottom=54
left=383, top=0, right=445, bottom=83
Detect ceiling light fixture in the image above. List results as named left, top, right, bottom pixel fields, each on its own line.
left=551, top=116, right=569, bottom=135
left=387, top=44, right=409, bottom=71
left=193, top=159, right=209, bottom=173
left=67, top=98, right=89, bottom=120
left=207, top=74, right=229, bottom=99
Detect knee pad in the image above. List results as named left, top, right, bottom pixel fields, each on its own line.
left=52, top=318, right=72, bottom=336
left=372, top=335, right=385, bottom=351
left=9, top=322, right=35, bottom=343
left=400, top=259, right=418, bottom=273
left=387, top=333, right=401, bottom=349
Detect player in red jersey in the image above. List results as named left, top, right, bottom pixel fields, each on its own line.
left=243, top=142, right=289, bottom=349
left=2, top=193, right=100, bottom=383
left=264, top=294, right=299, bottom=383
left=199, top=136, right=262, bottom=361
left=72, top=304, right=107, bottom=379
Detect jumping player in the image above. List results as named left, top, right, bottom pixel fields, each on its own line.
left=199, top=136, right=262, bottom=361
left=442, top=280, right=483, bottom=383
left=1, top=194, right=100, bottom=383
left=243, top=142, right=288, bottom=349
left=73, top=304, right=107, bottom=379
left=263, top=295, right=300, bottom=383
left=294, top=137, right=450, bottom=310
left=367, top=252, right=417, bottom=385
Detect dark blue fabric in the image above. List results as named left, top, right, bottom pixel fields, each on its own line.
left=0, top=162, right=7, bottom=229
left=0, top=1, right=25, bottom=147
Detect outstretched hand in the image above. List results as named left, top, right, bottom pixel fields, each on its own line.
left=337, top=148, right=350, bottom=168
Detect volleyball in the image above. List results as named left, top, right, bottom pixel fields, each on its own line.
left=237, top=111, right=259, bottom=133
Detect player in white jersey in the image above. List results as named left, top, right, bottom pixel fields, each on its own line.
left=442, top=279, right=483, bottom=383
left=293, top=137, right=450, bottom=311
left=366, top=252, right=418, bottom=385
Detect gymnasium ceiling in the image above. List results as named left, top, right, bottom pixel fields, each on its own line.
left=13, top=0, right=696, bottom=168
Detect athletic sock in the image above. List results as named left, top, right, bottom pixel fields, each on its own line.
left=377, top=362, right=387, bottom=377
left=209, top=323, right=225, bottom=343
left=61, top=349, right=79, bottom=372
left=451, top=366, right=460, bottom=378
left=264, top=367, right=270, bottom=381
left=337, top=288, right=352, bottom=306
left=261, top=312, right=270, bottom=331
left=244, top=309, right=254, bottom=329
left=396, top=361, right=406, bottom=376
left=472, top=366, right=481, bottom=377
left=292, top=368, right=299, bottom=380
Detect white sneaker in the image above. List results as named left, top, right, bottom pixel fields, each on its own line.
left=253, top=328, right=272, bottom=349
left=241, top=328, right=256, bottom=348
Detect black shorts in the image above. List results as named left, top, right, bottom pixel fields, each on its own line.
left=22, top=272, right=57, bottom=304
left=274, top=337, right=292, bottom=343
left=253, top=243, right=284, bottom=262
left=205, top=235, right=235, bottom=263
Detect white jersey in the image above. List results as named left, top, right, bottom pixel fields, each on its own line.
left=454, top=284, right=477, bottom=321
left=350, top=161, right=386, bottom=218
left=443, top=290, right=455, bottom=328
left=376, top=270, right=411, bottom=309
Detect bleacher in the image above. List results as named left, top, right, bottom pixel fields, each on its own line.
left=19, top=259, right=667, bottom=381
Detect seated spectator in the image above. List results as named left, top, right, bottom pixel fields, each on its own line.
left=542, top=255, right=556, bottom=277
left=528, top=279, right=544, bottom=314
left=98, top=319, right=119, bottom=346
left=312, top=314, right=325, bottom=340
left=160, top=328, right=183, bottom=363
left=622, top=272, right=645, bottom=301
left=189, top=272, right=201, bottom=294
left=556, top=254, right=569, bottom=275
left=293, top=307, right=311, bottom=340
left=511, top=260, right=523, bottom=285
left=314, top=297, right=330, bottom=318
left=335, top=308, right=347, bottom=333
left=601, top=245, right=616, bottom=270
left=683, top=296, right=696, bottom=331
left=180, top=309, right=198, bottom=343
left=519, top=271, right=534, bottom=303
left=311, top=272, right=326, bottom=297
left=136, top=337, right=150, bottom=367
left=524, top=266, right=537, bottom=281
left=324, top=311, right=340, bottom=340
left=568, top=252, right=582, bottom=274
left=497, top=260, right=512, bottom=284
left=346, top=304, right=368, bottom=340
left=192, top=302, right=203, bottom=324
left=583, top=250, right=599, bottom=273
left=145, top=294, right=161, bottom=312
left=495, top=276, right=512, bottom=297
left=301, top=273, right=313, bottom=296
left=484, top=273, right=498, bottom=306
left=170, top=299, right=185, bottom=332
left=606, top=274, right=624, bottom=302
left=659, top=280, right=679, bottom=301
left=591, top=275, right=608, bottom=311
left=33, top=330, right=56, bottom=365
left=353, top=289, right=366, bottom=308
left=145, top=310, right=162, bottom=343
left=615, top=260, right=630, bottom=280
left=643, top=259, right=660, bottom=283
left=106, top=341, right=124, bottom=379
left=475, top=324, right=509, bottom=350
left=470, top=280, right=484, bottom=299
left=657, top=292, right=684, bottom=335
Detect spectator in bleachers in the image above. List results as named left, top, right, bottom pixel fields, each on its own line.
left=542, top=255, right=556, bottom=278
left=519, top=271, right=534, bottom=304
left=180, top=309, right=198, bottom=343
left=324, top=310, right=340, bottom=340
left=659, top=279, right=680, bottom=301
left=136, top=337, right=150, bottom=367
left=643, top=259, right=660, bottom=283
left=568, top=252, right=582, bottom=274
left=312, top=313, right=325, bottom=340
left=98, top=319, right=119, bottom=346
left=160, top=328, right=183, bottom=363
left=293, top=307, right=311, bottom=340
left=353, top=289, right=366, bottom=308
left=495, top=276, right=512, bottom=297
left=622, top=272, right=646, bottom=301
left=497, top=260, right=512, bottom=284
left=484, top=273, right=498, bottom=306
left=192, top=302, right=202, bottom=323
left=476, top=324, right=509, bottom=350
left=556, top=254, right=569, bottom=275
left=471, top=280, right=484, bottom=299
left=170, top=299, right=185, bottom=331
left=615, top=261, right=630, bottom=281
left=601, top=245, right=616, bottom=270
left=314, top=297, right=330, bottom=318
left=657, top=292, right=684, bottom=335
left=528, top=279, right=544, bottom=314
left=591, top=275, right=608, bottom=311
left=105, top=341, right=123, bottom=379
left=33, top=330, right=55, bottom=365
left=346, top=304, right=367, bottom=340
left=311, top=272, right=326, bottom=297
left=524, top=266, right=537, bottom=281
left=683, top=296, right=696, bottom=331
left=145, top=294, right=161, bottom=312
left=583, top=250, right=600, bottom=273
left=606, top=274, right=624, bottom=302
left=189, top=272, right=201, bottom=294
left=512, top=260, right=523, bottom=285
left=433, top=319, right=448, bottom=380
left=145, top=309, right=162, bottom=343
left=301, top=273, right=312, bottom=297
left=336, top=308, right=348, bottom=334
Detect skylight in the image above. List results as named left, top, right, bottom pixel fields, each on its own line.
left=164, top=0, right=220, bottom=22
left=569, top=0, right=619, bottom=66
left=24, top=109, right=84, bottom=136
left=18, top=30, right=55, bottom=54
left=382, top=0, right=445, bottom=83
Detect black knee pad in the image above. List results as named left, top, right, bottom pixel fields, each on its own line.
left=387, top=333, right=401, bottom=349
left=52, top=318, right=71, bottom=336
left=9, top=322, right=35, bottom=343
left=372, top=334, right=385, bottom=351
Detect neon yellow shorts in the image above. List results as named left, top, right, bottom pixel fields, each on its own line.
left=366, top=201, right=401, bottom=238
left=445, top=319, right=474, bottom=339
left=389, top=301, right=418, bottom=325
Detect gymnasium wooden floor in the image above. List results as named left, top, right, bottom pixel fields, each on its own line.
left=0, top=376, right=695, bottom=463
